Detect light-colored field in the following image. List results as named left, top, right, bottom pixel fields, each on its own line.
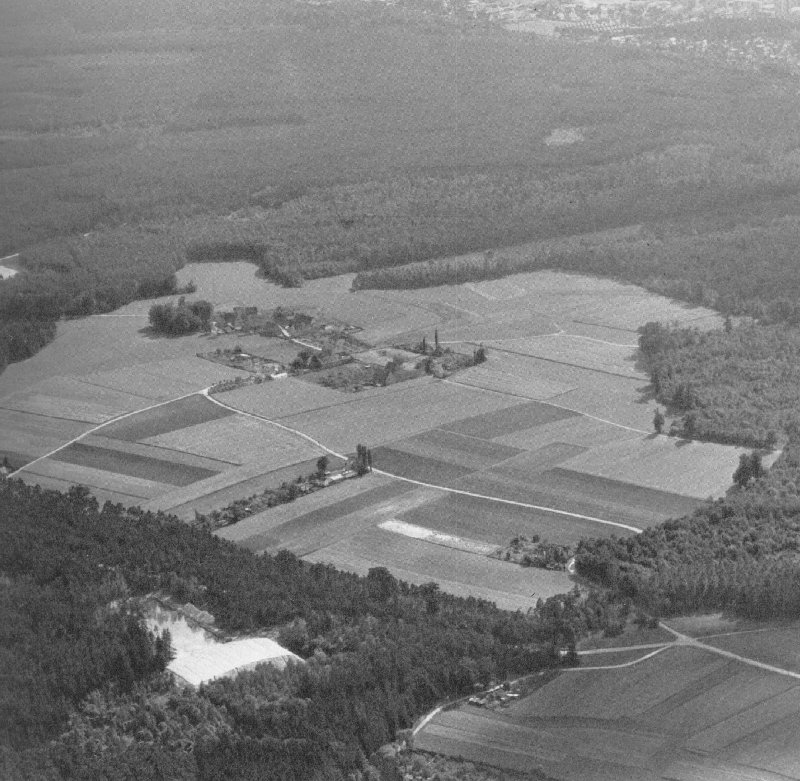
left=0, top=376, right=152, bottom=424
left=280, top=380, right=526, bottom=453
left=417, top=646, right=800, bottom=781
left=143, top=414, right=321, bottom=466
left=304, top=525, right=572, bottom=610
left=560, top=436, right=755, bottom=499
left=220, top=377, right=350, bottom=419
left=0, top=408, right=90, bottom=464
left=453, top=354, right=577, bottom=399
left=22, top=458, right=174, bottom=499
left=78, top=356, right=251, bottom=400
left=486, top=334, right=642, bottom=378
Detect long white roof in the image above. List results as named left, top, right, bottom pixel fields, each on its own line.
left=168, top=637, right=302, bottom=688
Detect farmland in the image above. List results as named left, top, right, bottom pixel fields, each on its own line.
left=415, top=645, right=800, bottom=780
left=3, top=262, right=748, bottom=612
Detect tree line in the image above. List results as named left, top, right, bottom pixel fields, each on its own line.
left=575, top=445, right=800, bottom=620
left=0, top=478, right=627, bottom=780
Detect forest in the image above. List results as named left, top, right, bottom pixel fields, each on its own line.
left=638, top=320, right=800, bottom=448
left=576, top=444, right=800, bottom=620
left=0, top=478, right=625, bottom=781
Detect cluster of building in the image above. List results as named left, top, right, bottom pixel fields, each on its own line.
left=610, top=31, right=800, bottom=72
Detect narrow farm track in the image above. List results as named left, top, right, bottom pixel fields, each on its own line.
left=203, top=390, right=644, bottom=534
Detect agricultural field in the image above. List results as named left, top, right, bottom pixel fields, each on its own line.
left=278, top=379, right=525, bottom=453
left=99, top=395, right=232, bottom=441
left=415, top=645, right=800, bottom=780
left=455, top=468, right=699, bottom=527
left=485, top=334, right=641, bottom=379
left=704, top=626, right=800, bottom=674
left=220, top=376, right=351, bottom=420
left=142, top=414, right=320, bottom=467
left=0, top=408, right=90, bottom=466
left=305, top=525, right=571, bottom=611
left=0, top=375, right=153, bottom=424
left=398, top=492, right=621, bottom=548
left=559, top=436, right=770, bottom=500
left=216, top=473, right=403, bottom=549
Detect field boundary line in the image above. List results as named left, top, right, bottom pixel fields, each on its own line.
left=478, top=344, right=643, bottom=382
left=8, top=389, right=205, bottom=479
left=205, top=391, right=643, bottom=534
left=442, top=377, right=651, bottom=436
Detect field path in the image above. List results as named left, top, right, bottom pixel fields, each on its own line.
left=203, top=390, right=643, bottom=534
left=659, top=621, right=800, bottom=681
left=563, top=623, right=800, bottom=678
left=8, top=389, right=205, bottom=479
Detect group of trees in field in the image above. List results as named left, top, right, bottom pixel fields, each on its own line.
left=0, top=228, right=188, bottom=374
left=576, top=444, right=800, bottom=620
left=0, top=478, right=631, bottom=780
left=638, top=320, right=800, bottom=448
left=148, top=297, right=213, bottom=336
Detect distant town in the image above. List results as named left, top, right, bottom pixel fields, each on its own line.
left=308, top=0, right=800, bottom=74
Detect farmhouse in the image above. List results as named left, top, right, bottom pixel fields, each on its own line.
left=168, top=637, right=302, bottom=688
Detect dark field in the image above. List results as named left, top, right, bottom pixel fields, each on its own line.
left=385, top=428, right=522, bottom=471
left=398, top=491, right=622, bottom=546
left=441, top=401, right=579, bottom=440
left=371, top=446, right=475, bottom=484
left=455, top=468, right=700, bottom=527
left=52, top=441, right=219, bottom=486
left=250, top=479, right=416, bottom=550
left=98, top=395, right=232, bottom=442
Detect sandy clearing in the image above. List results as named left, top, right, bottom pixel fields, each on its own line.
left=379, top=518, right=500, bottom=556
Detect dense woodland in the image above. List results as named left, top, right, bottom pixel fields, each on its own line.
left=638, top=320, right=800, bottom=448
left=0, top=479, right=625, bottom=780
left=576, top=445, right=800, bottom=619
left=8, top=154, right=800, bottom=374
